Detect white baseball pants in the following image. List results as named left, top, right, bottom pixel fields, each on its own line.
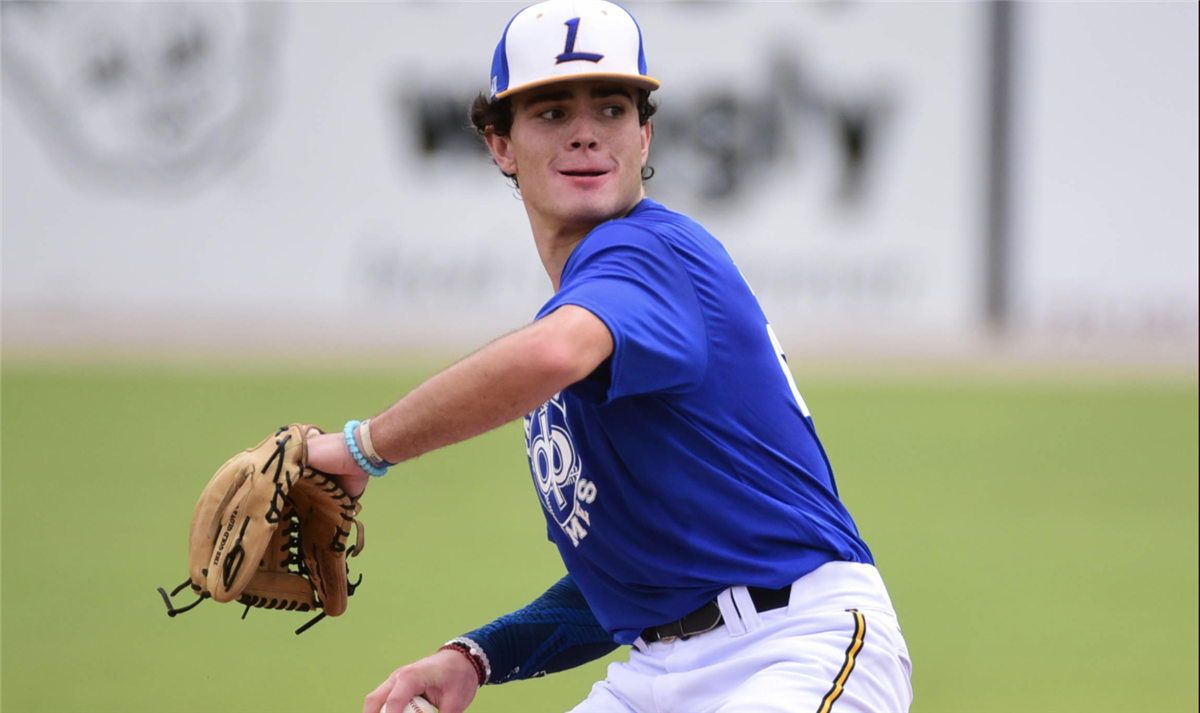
left=571, top=562, right=912, bottom=713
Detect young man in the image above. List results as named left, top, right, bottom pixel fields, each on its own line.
left=308, top=2, right=912, bottom=712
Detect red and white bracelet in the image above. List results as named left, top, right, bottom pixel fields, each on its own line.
left=439, top=637, right=491, bottom=687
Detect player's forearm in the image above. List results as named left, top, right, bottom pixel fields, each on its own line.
left=367, top=332, right=556, bottom=464
left=448, top=574, right=619, bottom=685
left=370, top=305, right=612, bottom=465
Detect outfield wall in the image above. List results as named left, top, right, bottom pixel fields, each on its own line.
left=2, top=2, right=1196, bottom=359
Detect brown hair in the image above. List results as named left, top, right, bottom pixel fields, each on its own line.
left=468, top=90, right=658, bottom=186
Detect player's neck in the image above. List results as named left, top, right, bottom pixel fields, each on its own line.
left=531, top=222, right=592, bottom=293
left=527, top=194, right=645, bottom=292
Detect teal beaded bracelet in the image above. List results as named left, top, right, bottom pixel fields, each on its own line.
left=344, top=420, right=388, bottom=477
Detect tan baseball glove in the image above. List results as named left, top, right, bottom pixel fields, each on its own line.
left=157, top=424, right=365, bottom=634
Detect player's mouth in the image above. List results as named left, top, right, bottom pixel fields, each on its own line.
left=558, top=168, right=612, bottom=188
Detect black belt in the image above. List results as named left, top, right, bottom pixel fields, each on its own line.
left=641, top=584, right=792, bottom=644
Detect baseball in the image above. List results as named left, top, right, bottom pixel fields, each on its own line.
left=383, top=695, right=436, bottom=713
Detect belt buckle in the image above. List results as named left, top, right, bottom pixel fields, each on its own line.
left=674, top=603, right=723, bottom=641
left=656, top=618, right=688, bottom=644
left=651, top=600, right=724, bottom=644
left=688, top=615, right=723, bottom=638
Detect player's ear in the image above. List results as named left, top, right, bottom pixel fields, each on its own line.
left=639, top=120, right=652, bottom=168
left=485, top=129, right=518, bottom=176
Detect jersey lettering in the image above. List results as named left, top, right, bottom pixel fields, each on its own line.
left=556, top=18, right=604, bottom=64
left=526, top=393, right=595, bottom=546
left=735, top=264, right=812, bottom=417
left=767, top=324, right=811, bottom=417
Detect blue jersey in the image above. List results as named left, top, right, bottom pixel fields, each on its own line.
left=525, top=198, right=872, bottom=645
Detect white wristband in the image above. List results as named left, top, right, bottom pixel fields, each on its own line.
left=358, top=419, right=390, bottom=468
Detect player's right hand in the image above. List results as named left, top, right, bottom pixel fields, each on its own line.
left=364, top=649, right=480, bottom=713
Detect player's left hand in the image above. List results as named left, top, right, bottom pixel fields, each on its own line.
left=157, top=424, right=366, bottom=634
left=305, top=431, right=371, bottom=498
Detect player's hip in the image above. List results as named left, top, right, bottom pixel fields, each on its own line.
left=574, top=563, right=912, bottom=713
left=645, top=562, right=907, bottom=669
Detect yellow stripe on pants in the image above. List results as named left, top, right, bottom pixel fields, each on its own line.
left=817, top=609, right=867, bottom=713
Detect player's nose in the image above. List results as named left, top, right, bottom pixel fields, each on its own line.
left=568, top=115, right=598, bottom=150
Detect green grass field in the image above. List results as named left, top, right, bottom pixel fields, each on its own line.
left=1, top=362, right=1196, bottom=713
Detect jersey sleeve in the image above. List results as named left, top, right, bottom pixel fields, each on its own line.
left=459, top=574, right=619, bottom=684
left=539, top=224, right=708, bottom=402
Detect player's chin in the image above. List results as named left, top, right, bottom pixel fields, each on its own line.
left=561, top=197, right=626, bottom=226
left=557, top=184, right=636, bottom=222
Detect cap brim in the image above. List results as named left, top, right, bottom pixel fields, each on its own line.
left=494, top=72, right=661, bottom=101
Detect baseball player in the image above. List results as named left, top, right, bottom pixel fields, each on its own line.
left=306, top=2, right=913, bottom=711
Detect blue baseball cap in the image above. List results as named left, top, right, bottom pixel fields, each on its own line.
left=490, top=0, right=661, bottom=102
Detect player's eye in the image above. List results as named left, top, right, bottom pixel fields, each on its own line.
left=600, top=105, right=625, bottom=118
left=537, top=107, right=566, bottom=121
